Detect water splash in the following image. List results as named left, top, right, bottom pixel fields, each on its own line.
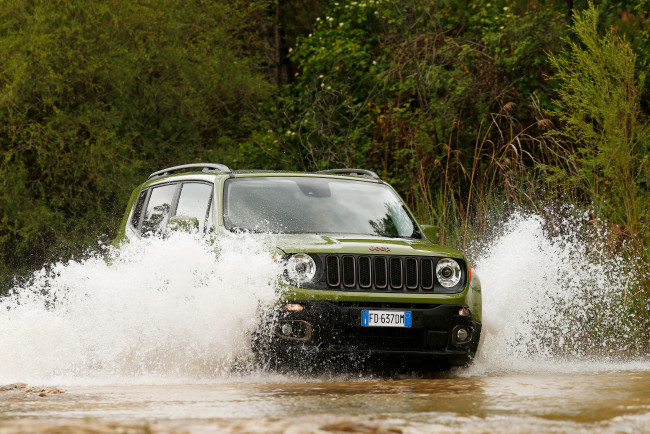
left=0, top=233, right=281, bottom=384
left=0, top=210, right=646, bottom=384
left=469, top=209, right=646, bottom=374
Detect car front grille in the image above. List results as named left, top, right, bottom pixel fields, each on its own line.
left=324, top=254, right=462, bottom=293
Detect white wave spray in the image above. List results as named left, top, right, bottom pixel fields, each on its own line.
left=0, top=210, right=646, bottom=384
left=469, top=209, right=646, bottom=374
left=0, top=233, right=281, bottom=384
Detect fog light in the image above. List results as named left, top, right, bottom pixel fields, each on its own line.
left=282, top=303, right=304, bottom=312
left=456, top=328, right=469, bottom=341
left=281, top=323, right=293, bottom=336
left=275, top=320, right=313, bottom=342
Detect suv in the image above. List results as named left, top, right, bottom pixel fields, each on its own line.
left=116, top=163, right=482, bottom=371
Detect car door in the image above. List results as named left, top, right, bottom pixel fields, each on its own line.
left=173, top=182, right=214, bottom=234
left=129, top=181, right=213, bottom=237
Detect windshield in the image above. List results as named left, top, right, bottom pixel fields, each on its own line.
left=223, top=177, right=421, bottom=238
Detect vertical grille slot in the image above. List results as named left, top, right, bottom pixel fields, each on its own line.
left=342, top=255, right=356, bottom=288
left=326, top=255, right=340, bottom=287
left=358, top=256, right=372, bottom=288
left=405, top=258, right=418, bottom=290
left=374, top=257, right=388, bottom=289
left=390, top=257, right=403, bottom=289
left=421, top=258, right=434, bottom=290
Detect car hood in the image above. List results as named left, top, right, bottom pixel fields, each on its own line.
left=271, top=233, right=464, bottom=258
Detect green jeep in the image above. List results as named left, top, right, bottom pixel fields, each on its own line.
left=116, top=163, right=482, bottom=371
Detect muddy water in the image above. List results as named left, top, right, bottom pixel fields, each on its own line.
left=2, top=369, right=649, bottom=432
left=1, top=215, right=649, bottom=432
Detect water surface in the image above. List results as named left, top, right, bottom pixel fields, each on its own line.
left=2, top=369, right=649, bottom=432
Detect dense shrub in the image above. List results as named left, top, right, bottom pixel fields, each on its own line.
left=0, top=0, right=269, bottom=283
left=547, top=3, right=648, bottom=247
left=250, top=0, right=565, bottom=239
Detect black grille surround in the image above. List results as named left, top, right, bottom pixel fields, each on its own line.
left=317, top=253, right=467, bottom=294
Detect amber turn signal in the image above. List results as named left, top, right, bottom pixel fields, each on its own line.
left=282, top=303, right=305, bottom=312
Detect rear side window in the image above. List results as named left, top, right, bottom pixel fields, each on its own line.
left=130, top=190, right=148, bottom=229
left=175, top=183, right=213, bottom=233
left=141, top=184, right=177, bottom=236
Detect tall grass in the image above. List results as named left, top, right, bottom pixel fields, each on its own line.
left=411, top=4, right=649, bottom=351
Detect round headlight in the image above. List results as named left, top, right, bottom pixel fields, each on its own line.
left=285, top=254, right=316, bottom=284
left=436, top=258, right=462, bottom=288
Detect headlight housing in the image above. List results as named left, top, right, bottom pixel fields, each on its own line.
left=436, top=258, right=462, bottom=288
left=284, top=253, right=317, bottom=285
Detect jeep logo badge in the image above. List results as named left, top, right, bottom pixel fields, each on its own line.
left=369, top=246, right=391, bottom=252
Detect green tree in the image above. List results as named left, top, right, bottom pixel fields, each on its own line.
left=254, top=0, right=564, bottom=239
left=547, top=2, right=649, bottom=248
left=0, top=0, right=270, bottom=285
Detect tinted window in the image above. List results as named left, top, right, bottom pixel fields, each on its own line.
left=175, top=183, right=213, bottom=233
left=141, top=184, right=177, bottom=236
left=130, top=190, right=148, bottom=229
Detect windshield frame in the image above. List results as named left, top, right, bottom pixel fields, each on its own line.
left=222, top=175, right=423, bottom=239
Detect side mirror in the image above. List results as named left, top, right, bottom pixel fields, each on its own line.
left=167, top=215, right=199, bottom=234
left=420, top=224, right=439, bottom=243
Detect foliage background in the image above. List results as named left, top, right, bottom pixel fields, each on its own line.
left=0, top=0, right=270, bottom=281
left=0, top=0, right=648, bottom=343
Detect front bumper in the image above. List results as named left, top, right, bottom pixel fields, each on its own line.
left=254, top=300, right=481, bottom=371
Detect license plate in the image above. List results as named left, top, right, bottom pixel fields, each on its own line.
left=361, top=310, right=412, bottom=328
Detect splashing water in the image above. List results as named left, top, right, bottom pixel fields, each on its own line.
left=0, top=211, right=646, bottom=385
left=0, top=233, right=281, bottom=384
left=470, top=209, right=646, bottom=374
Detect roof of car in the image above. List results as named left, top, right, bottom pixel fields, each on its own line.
left=146, top=163, right=382, bottom=182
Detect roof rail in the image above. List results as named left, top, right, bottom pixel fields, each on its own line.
left=147, top=163, right=231, bottom=180
left=317, top=168, right=381, bottom=180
